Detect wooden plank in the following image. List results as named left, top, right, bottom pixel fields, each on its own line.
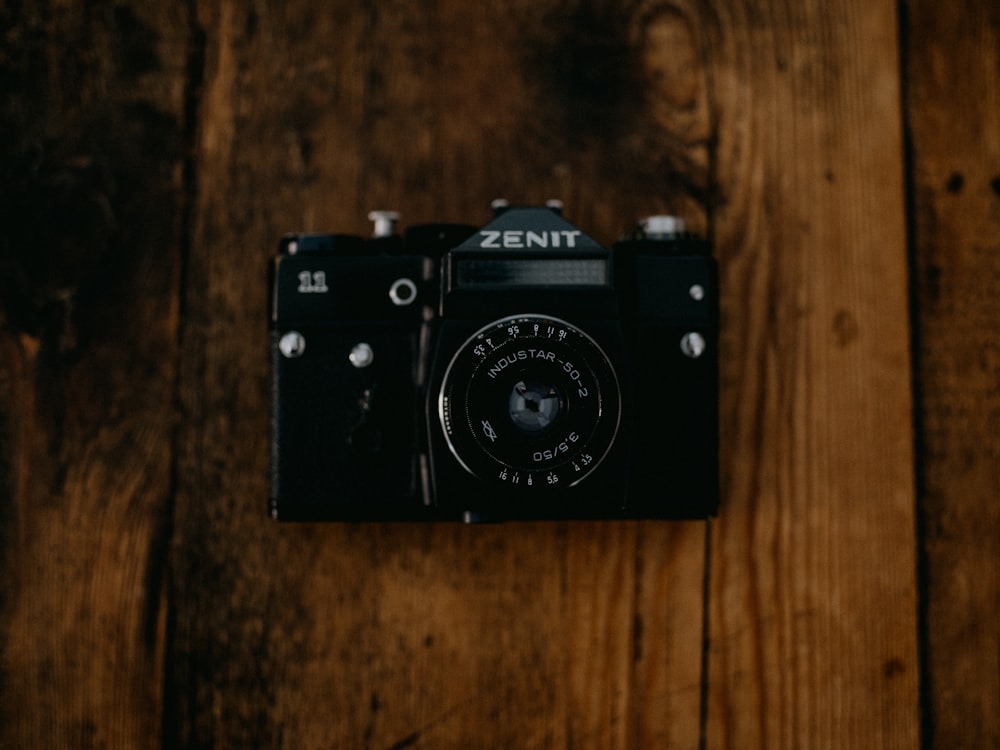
left=704, top=2, right=920, bottom=747
left=904, top=2, right=1000, bottom=746
left=167, top=1, right=710, bottom=747
left=0, top=3, right=189, bottom=746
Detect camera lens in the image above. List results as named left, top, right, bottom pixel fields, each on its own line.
left=438, top=314, right=620, bottom=489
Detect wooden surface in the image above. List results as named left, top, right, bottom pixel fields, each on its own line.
left=0, top=1, right=995, bottom=748
left=905, top=1, right=1000, bottom=747
left=704, top=3, right=918, bottom=747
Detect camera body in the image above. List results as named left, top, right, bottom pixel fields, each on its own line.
left=270, top=204, right=718, bottom=522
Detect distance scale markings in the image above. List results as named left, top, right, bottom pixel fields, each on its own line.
left=438, top=314, right=620, bottom=489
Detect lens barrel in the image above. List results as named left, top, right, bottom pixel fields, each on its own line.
left=438, top=314, right=620, bottom=490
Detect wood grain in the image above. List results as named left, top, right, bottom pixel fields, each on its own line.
left=0, top=2, right=189, bottom=746
left=705, top=2, right=920, bottom=747
left=905, top=2, right=1000, bottom=746
left=6, top=0, right=995, bottom=748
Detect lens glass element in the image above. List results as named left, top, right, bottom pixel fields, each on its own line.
left=509, top=380, right=562, bottom=433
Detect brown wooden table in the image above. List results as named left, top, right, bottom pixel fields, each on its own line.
left=1, top=1, right=996, bottom=747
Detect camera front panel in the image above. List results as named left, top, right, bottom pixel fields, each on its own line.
left=269, top=250, right=436, bottom=520
left=615, top=240, right=719, bottom=518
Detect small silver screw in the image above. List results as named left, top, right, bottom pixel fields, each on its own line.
left=689, top=284, right=705, bottom=301
left=368, top=210, right=400, bottom=238
left=279, top=331, right=306, bottom=358
left=349, top=342, right=374, bottom=368
left=680, top=332, right=706, bottom=359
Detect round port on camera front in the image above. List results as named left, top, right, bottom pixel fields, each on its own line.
left=389, top=278, right=418, bottom=306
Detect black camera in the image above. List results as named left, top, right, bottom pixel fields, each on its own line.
left=269, top=203, right=718, bottom=522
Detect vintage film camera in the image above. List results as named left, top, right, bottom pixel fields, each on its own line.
left=269, top=202, right=718, bottom=522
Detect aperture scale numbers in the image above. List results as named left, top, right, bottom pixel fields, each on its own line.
left=470, top=321, right=569, bottom=361
left=495, top=451, right=597, bottom=487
